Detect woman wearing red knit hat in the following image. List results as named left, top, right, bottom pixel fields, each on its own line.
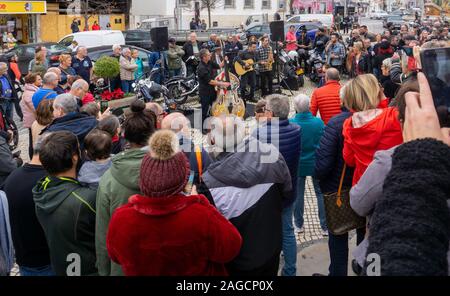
left=106, top=129, right=242, bottom=276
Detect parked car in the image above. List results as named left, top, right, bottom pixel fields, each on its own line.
left=287, top=14, right=334, bottom=28
left=124, top=30, right=152, bottom=51
left=87, top=45, right=152, bottom=73
left=383, top=15, right=404, bottom=29
left=58, top=30, right=125, bottom=49
left=244, top=24, right=270, bottom=40
left=3, top=42, right=69, bottom=75
left=369, top=10, right=389, bottom=20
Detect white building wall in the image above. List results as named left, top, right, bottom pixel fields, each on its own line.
left=131, top=0, right=286, bottom=29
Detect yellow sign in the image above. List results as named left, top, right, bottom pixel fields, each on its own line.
left=0, top=1, right=47, bottom=14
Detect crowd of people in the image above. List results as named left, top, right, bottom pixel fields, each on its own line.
left=0, top=14, right=449, bottom=277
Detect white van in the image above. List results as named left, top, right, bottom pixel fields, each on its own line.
left=58, top=30, right=125, bottom=49
left=287, top=14, right=334, bottom=27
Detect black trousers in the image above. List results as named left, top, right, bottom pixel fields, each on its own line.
left=28, top=128, right=33, bottom=160
left=227, top=252, right=280, bottom=276
left=240, top=71, right=256, bottom=103
left=259, top=71, right=273, bottom=97
left=328, top=227, right=366, bottom=276
left=200, top=94, right=216, bottom=124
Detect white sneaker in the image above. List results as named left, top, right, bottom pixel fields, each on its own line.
left=321, top=229, right=329, bottom=237
left=295, top=226, right=305, bottom=234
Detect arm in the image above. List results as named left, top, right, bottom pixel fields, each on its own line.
left=310, top=91, right=318, bottom=116
left=95, top=182, right=112, bottom=276
left=120, top=58, right=138, bottom=71
left=206, top=199, right=242, bottom=263
left=350, top=149, right=394, bottom=217
left=314, top=121, right=339, bottom=179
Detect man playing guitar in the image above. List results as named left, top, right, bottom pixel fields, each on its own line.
left=235, top=42, right=257, bottom=104
left=256, top=36, right=274, bottom=97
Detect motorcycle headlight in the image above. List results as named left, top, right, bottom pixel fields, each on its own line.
left=132, top=83, right=136, bottom=89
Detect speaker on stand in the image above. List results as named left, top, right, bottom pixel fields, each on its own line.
left=150, top=27, right=169, bottom=83
left=269, top=21, right=285, bottom=94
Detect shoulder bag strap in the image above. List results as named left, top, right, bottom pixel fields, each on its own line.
left=336, top=164, right=347, bottom=207
left=195, top=145, right=203, bottom=180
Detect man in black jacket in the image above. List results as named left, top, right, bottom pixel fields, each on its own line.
left=224, top=35, right=243, bottom=64
left=235, top=42, right=257, bottom=103
left=33, top=131, right=97, bottom=276
left=183, top=32, right=203, bottom=77
left=3, top=134, right=52, bottom=276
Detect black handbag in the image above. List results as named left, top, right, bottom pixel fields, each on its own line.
left=323, top=165, right=366, bottom=236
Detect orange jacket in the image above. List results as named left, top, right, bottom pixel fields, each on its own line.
left=310, top=80, right=342, bottom=125
left=342, top=107, right=403, bottom=186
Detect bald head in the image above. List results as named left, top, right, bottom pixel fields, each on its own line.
left=47, top=67, right=61, bottom=79
left=325, top=68, right=340, bottom=82
left=161, top=112, right=190, bottom=133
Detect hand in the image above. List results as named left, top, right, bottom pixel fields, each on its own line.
left=190, top=185, right=198, bottom=195
left=403, top=72, right=450, bottom=146
left=6, top=129, right=13, bottom=144
left=99, top=107, right=111, bottom=120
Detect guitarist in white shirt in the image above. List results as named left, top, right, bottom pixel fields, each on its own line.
left=256, top=36, right=274, bottom=97
left=235, top=42, right=257, bottom=104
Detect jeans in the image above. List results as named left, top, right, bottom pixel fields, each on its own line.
left=259, top=71, right=273, bottom=97
left=0, top=99, right=14, bottom=120
left=19, top=264, right=54, bottom=276
left=109, top=76, right=121, bottom=91
left=169, top=68, right=182, bottom=78
left=240, top=71, right=256, bottom=103
left=121, top=80, right=134, bottom=94
left=328, top=228, right=366, bottom=276
left=281, top=204, right=297, bottom=276
left=294, top=176, right=327, bottom=231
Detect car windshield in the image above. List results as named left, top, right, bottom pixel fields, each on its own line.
left=47, top=44, right=69, bottom=53
left=388, top=16, right=403, bottom=21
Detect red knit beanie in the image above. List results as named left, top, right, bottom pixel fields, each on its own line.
left=139, top=130, right=190, bottom=197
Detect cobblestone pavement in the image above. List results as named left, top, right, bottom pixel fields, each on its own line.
left=9, top=76, right=339, bottom=276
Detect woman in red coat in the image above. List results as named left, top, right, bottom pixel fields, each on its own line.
left=342, top=74, right=403, bottom=186
left=91, top=21, right=101, bottom=30
left=106, top=130, right=242, bottom=276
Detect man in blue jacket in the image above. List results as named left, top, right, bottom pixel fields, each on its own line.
left=253, top=94, right=301, bottom=276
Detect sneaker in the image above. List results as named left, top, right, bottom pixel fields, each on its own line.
left=352, top=259, right=363, bottom=276
left=321, top=229, right=329, bottom=237
left=295, top=225, right=304, bottom=234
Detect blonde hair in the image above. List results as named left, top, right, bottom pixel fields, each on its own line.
left=59, top=53, right=72, bottom=65
left=342, top=74, right=381, bottom=112
left=353, top=41, right=365, bottom=53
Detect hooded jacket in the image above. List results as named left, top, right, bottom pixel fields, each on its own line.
left=44, top=112, right=97, bottom=149
left=107, top=194, right=242, bottom=276
left=342, top=107, right=403, bottom=186
left=20, top=84, right=39, bottom=129
left=78, top=159, right=112, bottom=188
left=96, top=148, right=147, bottom=276
left=33, top=176, right=97, bottom=276
left=202, top=137, right=292, bottom=272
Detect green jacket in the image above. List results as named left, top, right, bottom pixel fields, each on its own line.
left=95, top=148, right=147, bottom=276
left=167, top=45, right=185, bottom=70
left=33, top=176, right=97, bottom=276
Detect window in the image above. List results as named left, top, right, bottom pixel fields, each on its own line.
left=262, top=0, right=271, bottom=9
left=224, top=0, right=235, bottom=8
left=59, top=36, right=74, bottom=47
left=178, top=0, right=189, bottom=7
left=244, top=0, right=254, bottom=9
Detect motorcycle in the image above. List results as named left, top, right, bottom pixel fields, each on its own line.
left=307, top=47, right=326, bottom=84
left=132, top=74, right=177, bottom=113
left=165, top=73, right=199, bottom=106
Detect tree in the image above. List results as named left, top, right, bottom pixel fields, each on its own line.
left=184, top=0, right=223, bottom=29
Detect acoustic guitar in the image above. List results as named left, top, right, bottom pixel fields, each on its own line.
left=234, top=59, right=255, bottom=76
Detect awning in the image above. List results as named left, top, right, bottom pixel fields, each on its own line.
left=0, top=1, right=47, bottom=14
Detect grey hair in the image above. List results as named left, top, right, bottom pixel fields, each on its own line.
left=293, top=94, right=311, bottom=113
left=210, top=115, right=245, bottom=152
left=33, top=133, right=52, bottom=155
left=122, top=47, right=131, bottom=55
left=112, top=44, right=122, bottom=51
left=43, top=72, right=58, bottom=85
left=382, top=58, right=392, bottom=70
left=71, top=79, right=88, bottom=90
left=53, top=94, right=78, bottom=114
left=266, top=94, right=290, bottom=120
left=76, top=46, right=86, bottom=54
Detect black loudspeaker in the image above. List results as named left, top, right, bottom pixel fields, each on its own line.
left=150, top=27, right=169, bottom=51
left=270, top=21, right=285, bottom=42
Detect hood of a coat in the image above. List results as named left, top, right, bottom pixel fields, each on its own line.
left=33, top=176, right=80, bottom=214
left=24, top=83, right=39, bottom=92
left=126, top=194, right=208, bottom=216
left=343, top=107, right=403, bottom=153
left=109, top=148, right=148, bottom=191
